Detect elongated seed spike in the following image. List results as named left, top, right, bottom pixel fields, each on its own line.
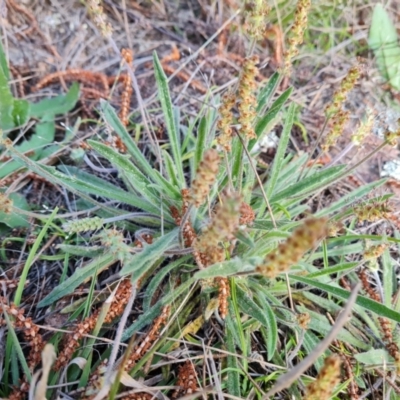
left=256, top=217, right=328, bottom=278
left=189, top=149, right=220, bottom=207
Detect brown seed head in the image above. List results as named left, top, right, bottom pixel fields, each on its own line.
left=256, top=217, right=328, bottom=278
left=304, top=355, right=341, bottom=400
left=194, top=191, right=242, bottom=253
left=190, top=149, right=220, bottom=207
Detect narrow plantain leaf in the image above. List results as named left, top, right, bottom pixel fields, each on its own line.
left=250, top=86, right=292, bottom=152
left=55, top=165, right=160, bottom=214
left=254, top=290, right=278, bottom=360
left=193, top=115, right=208, bottom=178
left=88, top=140, right=161, bottom=206
left=100, top=100, right=180, bottom=200
left=153, top=51, right=185, bottom=185
left=143, top=256, right=190, bottom=311
left=290, top=275, right=400, bottom=323
left=256, top=72, right=280, bottom=113
left=236, top=286, right=278, bottom=359
left=271, top=165, right=346, bottom=202
left=120, top=229, right=179, bottom=277
left=38, top=252, right=117, bottom=307
left=316, top=179, right=388, bottom=217
left=225, top=313, right=242, bottom=397
left=265, top=102, right=295, bottom=198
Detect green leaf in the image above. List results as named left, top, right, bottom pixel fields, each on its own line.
left=143, top=256, right=190, bottom=311
left=265, top=103, right=295, bottom=198
left=354, top=349, right=390, bottom=365
left=256, top=72, right=280, bottom=113
left=236, top=286, right=278, bottom=359
left=193, top=116, right=208, bottom=178
left=250, top=86, right=292, bottom=152
left=30, top=82, right=80, bottom=118
left=120, top=229, right=179, bottom=277
left=0, top=193, right=30, bottom=229
left=271, top=165, right=346, bottom=202
left=316, top=179, right=388, bottom=217
left=0, top=50, right=14, bottom=130
left=88, top=140, right=162, bottom=206
left=254, top=290, right=278, bottom=360
left=55, top=165, right=160, bottom=214
left=0, top=120, right=55, bottom=179
left=100, top=100, right=180, bottom=201
left=12, top=99, right=30, bottom=127
left=369, top=4, right=400, bottom=90
left=38, top=252, right=117, bottom=307
left=153, top=51, right=184, bottom=185
left=3, top=312, right=31, bottom=383
left=14, top=207, right=58, bottom=306
left=0, top=39, right=9, bottom=81
left=225, top=313, right=242, bottom=397
left=290, top=275, right=400, bottom=324
left=194, top=257, right=258, bottom=279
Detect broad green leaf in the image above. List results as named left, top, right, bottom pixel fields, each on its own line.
left=0, top=193, right=30, bottom=228
left=0, top=51, right=14, bottom=130
left=120, top=229, right=179, bottom=277
left=354, top=349, right=390, bottom=365
left=265, top=103, right=295, bottom=198
left=29, top=82, right=80, bottom=118
left=0, top=120, right=55, bottom=178
left=194, top=257, right=258, bottom=279
left=38, top=252, right=117, bottom=307
left=290, top=275, right=400, bottom=324
left=153, top=51, right=185, bottom=185
left=12, top=99, right=30, bottom=127
left=297, top=305, right=369, bottom=349
left=369, top=4, right=400, bottom=90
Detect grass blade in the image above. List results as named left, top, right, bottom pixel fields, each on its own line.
left=14, top=207, right=58, bottom=306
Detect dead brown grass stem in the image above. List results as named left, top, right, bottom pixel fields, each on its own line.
left=261, top=282, right=361, bottom=399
